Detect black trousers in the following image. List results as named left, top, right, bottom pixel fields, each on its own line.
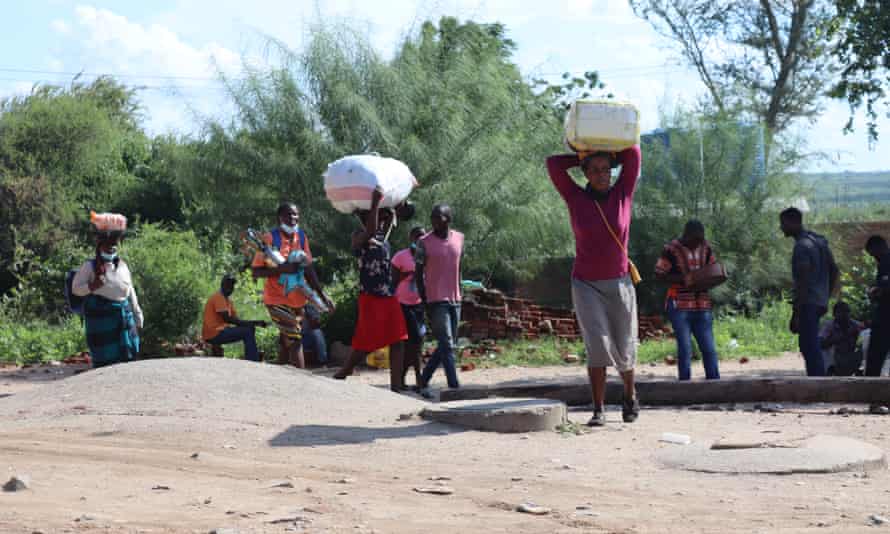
left=866, top=313, right=890, bottom=376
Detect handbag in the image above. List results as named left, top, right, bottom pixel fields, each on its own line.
left=593, top=201, right=641, bottom=285
left=687, top=262, right=728, bottom=292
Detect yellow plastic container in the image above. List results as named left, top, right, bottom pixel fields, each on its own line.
left=366, top=346, right=390, bottom=369
left=564, top=99, right=640, bottom=153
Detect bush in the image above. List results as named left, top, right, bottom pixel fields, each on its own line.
left=123, top=224, right=217, bottom=351
left=838, top=251, right=877, bottom=321
left=0, top=315, right=85, bottom=364
left=319, top=268, right=359, bottom=345
left=0, top=238, right=92, bottom=322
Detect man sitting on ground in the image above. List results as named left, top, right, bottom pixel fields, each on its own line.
left=818, top=301, right=864, bottom=376
left=202, top=275, right=267, bottom=361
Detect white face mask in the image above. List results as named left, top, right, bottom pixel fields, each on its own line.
left=100, top=251, right=118, bottom=262
left=280, top=223, right=298, bottom=235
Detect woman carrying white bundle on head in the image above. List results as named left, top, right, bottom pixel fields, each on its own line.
left=71, top=211, right=143, bottom=368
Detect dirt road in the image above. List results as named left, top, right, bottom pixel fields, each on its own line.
left=1, top=356, right=888, bottom=533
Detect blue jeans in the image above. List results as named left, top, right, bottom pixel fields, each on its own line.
left=667, top=300, right=720, bottom=380
left=301, top=321, right=328, bottom=364
left=798, top=304, right=826, bottom=377
left=207, top=326, right=259, bottom=362
left=421, top=302, right=461, bottom=389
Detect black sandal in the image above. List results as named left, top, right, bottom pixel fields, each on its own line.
left=622, top=394, right=640, bottom=423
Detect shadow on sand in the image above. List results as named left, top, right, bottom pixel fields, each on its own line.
left=269, top=421, right=464, bottom=447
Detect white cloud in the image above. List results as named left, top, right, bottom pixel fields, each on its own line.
left=71, top=5, right=242, bottom=79
left=44, top=5, right=250, bottom=134
left=50, top=19, right=70, bottom=35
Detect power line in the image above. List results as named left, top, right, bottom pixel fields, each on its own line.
left=0, top=66, right=235, bottom=82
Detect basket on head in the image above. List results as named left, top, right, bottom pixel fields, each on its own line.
left=90, top=211, right=127, bottom=238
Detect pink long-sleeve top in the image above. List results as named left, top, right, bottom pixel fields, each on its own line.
left=546, top=145, right=641, bottom=282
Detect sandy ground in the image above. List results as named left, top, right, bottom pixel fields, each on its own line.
left=1, top=355, right=889, bottom=534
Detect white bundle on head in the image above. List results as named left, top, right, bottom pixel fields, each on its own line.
left=323, top=154, right=418, bottom=214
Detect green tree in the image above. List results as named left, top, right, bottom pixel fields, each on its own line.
left=0, top=77, right=150, bottom=295
left=178, top=18, right=572, bottom=283
left=631, top=106, right=802, bottom=313
left=629, top=0, right=836, bottom=136
left=827, top=0, right=890, bottom=143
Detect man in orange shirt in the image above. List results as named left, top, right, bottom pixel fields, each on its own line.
left=251, top=203, right=334, bottom=367
left=202, top=275, right=267, bottom=361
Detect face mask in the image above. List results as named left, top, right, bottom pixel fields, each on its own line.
left=280, top=223, right=298, bottom=235
left=100, top=251, right=118, bottom=262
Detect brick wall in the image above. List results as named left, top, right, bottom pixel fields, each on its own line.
left=459, top=288, right=669, bottom=342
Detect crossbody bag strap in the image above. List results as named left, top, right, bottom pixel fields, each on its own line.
left=593, top=201, right=641, bottom=285
left=593, top=201, right=628, bottom=258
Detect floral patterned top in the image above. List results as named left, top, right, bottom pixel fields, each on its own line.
left=355, top=230, right=394, bottom=297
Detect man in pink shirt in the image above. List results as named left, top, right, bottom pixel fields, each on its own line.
left=391, top=226, right=427, bottom=390
left=546, top=145, right=642, bottom=427
left=416, top=204, right=464, bottom=391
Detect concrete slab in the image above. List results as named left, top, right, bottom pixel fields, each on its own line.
left=658, top=434, right=887, bottom=474
left=420, top=398, right=567, bottom=433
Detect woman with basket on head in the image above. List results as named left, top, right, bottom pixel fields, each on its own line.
left=71, top=212, right=143, bottom=368
left=546, top=100, right=642, bottom=427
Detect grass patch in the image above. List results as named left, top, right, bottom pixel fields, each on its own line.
left=461, top=300, right=797, bottom=368
left=0, top=315, right=86, bottom=365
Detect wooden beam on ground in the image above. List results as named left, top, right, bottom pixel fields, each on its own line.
left=438, top=377, right=890, bottom=406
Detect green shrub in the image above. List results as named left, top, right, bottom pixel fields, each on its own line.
left=0, top=315, right=85, bottom=364
left=123, top=224, right=217, bottom=351
left=0, top=238, right=92, bottom=322
left=319, top=268, right=359, bottom=345
left=839, top=251, right=877, bottom=320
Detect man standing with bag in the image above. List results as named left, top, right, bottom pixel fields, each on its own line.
left=780, top=207, right=839, bottom=377
left=655, top=220, right=722, bottom=380
left=417, top=205, right=464, bottom=394
left=546, top=145, right=642, bottom=426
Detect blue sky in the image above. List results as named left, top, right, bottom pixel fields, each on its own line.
left=2, top=0, right=888, bottom=172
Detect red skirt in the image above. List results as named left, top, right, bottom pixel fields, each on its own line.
left=351, top=294, right=409, bottom=352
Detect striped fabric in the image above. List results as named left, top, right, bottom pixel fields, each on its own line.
left=83, top=294, right=140, bottom=368
left=266, top=304, right=304, bottom=345
left=655, top=239, right=716, bottom=311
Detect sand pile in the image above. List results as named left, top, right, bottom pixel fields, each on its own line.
left=0, top=358, right=425, bottom=441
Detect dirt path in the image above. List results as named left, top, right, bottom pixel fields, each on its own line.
left=1, top=357, right=888, bottom=533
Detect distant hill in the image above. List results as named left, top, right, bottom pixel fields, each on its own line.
left=800, top=171, right=890, bottom=208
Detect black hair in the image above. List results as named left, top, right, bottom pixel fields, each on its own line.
left=833, top=301, right=850, bottom=314
left=865, top=234, right=888, bottom=252
left=221, top=274, right=237, bottom=284
left=581, top=152, right=619, bottom=171
left=432, top=204, right=453, bottom=220
left=684, top=219, right=705, bottom=236
left=780, top=207, right=803, bottom=224
left=277, top=202, right=299, bottom=216
left=409, top=226, right=425, bottom=237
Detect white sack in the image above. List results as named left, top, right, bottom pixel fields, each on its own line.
left=323, top=154, right=418, bottom=214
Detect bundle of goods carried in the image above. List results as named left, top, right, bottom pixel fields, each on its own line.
left=90, top=211, right=127, bottom=233
left=323, top=154, right=418, bottom=214
left=564, top=99, right=640, bottom=153
left=244, top=228, right=329, bottom=313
